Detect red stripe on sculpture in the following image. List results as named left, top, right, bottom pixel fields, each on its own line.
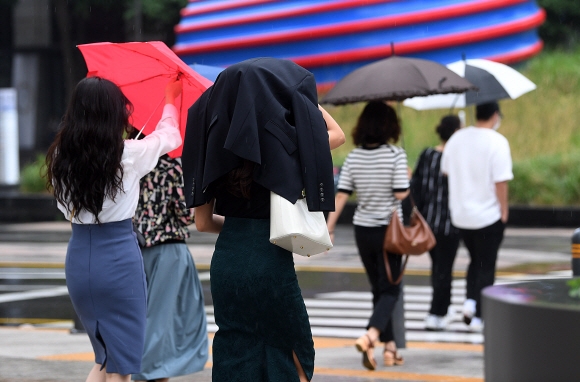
left=181, top=0, right=276, bottom=17
left=177, top=0, right=395, bottom=33
left=290, top=10, right=546, bottom=68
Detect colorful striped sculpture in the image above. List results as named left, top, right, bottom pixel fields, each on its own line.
left=173, top=0, right=545, bottom=88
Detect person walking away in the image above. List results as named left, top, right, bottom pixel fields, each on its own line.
left=183, top=57, right=345, bottom=382
left=132, top=153, right=208, bottom=382
left=441, top=101, right=513, bottom=332
left=45, top=77, right=182, bottom=382
left=326, top=101, right=409, bottom=371
left=411, top=115, right=461, bottom=331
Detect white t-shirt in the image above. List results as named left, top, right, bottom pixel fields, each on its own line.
left=337, top=144, right=409, bottom=227
left=441, top=126, right=513, bottom=229
left=57, top=104, right=182, bottom=224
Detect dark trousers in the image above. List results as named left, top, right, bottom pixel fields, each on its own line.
left=428, top=231, right=461, bottom=316
left=354, top=225, right=402, bottom=344
left=460, top=219, right=505, bottom=318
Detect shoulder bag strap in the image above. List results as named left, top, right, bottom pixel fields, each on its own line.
left=383, top=250, right=409, bottom=285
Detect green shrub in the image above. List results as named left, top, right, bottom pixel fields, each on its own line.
left=510, top=153, right=580, bottom=205
left=19, top=154, right=47, bottom=193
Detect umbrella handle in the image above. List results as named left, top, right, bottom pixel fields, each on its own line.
left=134, top=95, right=165, bottom=139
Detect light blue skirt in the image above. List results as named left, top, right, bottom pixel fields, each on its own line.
left=132, top=242, right=209, bottom=380
left=66, top=218, right=147, bottom=375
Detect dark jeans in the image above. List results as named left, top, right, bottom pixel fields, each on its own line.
left=460, top=219, right=505, bottom=318
left=354, top=225, right=402, bottom=344
left=428, top=231, right=461, bottom=316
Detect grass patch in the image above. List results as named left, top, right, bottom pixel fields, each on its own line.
left=326, top=49, right=580, bottom=205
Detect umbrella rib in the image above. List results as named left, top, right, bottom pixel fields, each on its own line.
left=116, top=45, right=179, bottom=72
left=134, top=95, right=166, bottom=139
left=119, top=73, right=169, bottom=88
left=407, top=63, right=433, bottom=95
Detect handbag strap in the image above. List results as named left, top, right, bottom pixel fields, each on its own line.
left=383, top=249, right=409, bottom=285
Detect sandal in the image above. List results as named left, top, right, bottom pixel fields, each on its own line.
left=384, top=348, right=404, bottom=366
left=354, top=334, right=377, bottom=371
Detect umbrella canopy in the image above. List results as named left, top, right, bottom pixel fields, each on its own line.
left=78, top=41, right=213, bottom=158
left=403, top=58, right=537, bottom=110
left=320, top=56, right=477, bottom=105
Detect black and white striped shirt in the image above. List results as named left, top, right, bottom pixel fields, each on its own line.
left=337, top=144, right=409, bottom=227
left=411, top=147, right=457, bottom=236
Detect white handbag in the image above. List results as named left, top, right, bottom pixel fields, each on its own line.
left=269, top=191, right=333, bottom=257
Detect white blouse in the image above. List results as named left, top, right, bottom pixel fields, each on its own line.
left=57, top=104, right=182, bottom=224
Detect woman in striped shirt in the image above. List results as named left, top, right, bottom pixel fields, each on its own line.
left=411, top=115, right=461, bottom=331
left=326, top=101, right=409, bottom=371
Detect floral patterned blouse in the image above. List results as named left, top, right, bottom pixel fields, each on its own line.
left=134, top=154, right=195, bottom=247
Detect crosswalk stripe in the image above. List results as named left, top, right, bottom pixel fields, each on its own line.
left=204, top=285, right=485, bottom=343
left=206, top=275, right=572, bottom=344
left=0, top=286, right=69, bottom=304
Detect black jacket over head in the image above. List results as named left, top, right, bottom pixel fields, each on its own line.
left=182, top=57, right=335, bottom=211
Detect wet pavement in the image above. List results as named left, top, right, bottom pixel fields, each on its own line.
left=0, top=221, right=575, bottom=381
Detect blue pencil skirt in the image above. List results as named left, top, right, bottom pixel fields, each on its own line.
left=65, top=218, right=147, bottom=375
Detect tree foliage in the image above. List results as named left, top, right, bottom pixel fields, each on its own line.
left=50, top=0, right=187, bottom=101
left=66, top=0, right=187, bottom=44
left=537, top=0, right=580, bottom=49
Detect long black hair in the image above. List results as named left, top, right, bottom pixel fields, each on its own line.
left=45, top=76, right=133, bottom=223
left=351, top=101, right=401, bottom=146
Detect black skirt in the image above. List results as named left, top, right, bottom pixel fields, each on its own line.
left=210, top=217, right=314, bottom=381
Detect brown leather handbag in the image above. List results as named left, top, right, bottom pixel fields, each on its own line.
left=383, top=201, right=436, bottom=285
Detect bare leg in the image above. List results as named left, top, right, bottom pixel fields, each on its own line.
left=384, top=340, right=397, bottom=353
left=292, top=351, right=308, bottom=382
left=86, top=364, right=105, bottom=382
left=104, top=372, right=131, bottom=382
left=366, top=327, right=380, bottom=343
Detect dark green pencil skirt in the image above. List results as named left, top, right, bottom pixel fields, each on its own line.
left=210, top=217, right=314, bottom=381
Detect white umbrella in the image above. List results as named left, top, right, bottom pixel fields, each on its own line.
left=403, top=58, right=536, bottom=110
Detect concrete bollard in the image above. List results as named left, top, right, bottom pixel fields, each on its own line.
left=572, top=228, right=580, bottom=276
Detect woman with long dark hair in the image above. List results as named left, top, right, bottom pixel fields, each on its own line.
left=185, top=57, right=345, bottom=382
left=45, top=76, right=182, bottom=382
left=326, top=101, right=410, bottom=371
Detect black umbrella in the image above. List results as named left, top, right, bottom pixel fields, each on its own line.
left=320, top=56, right=477, bottom=105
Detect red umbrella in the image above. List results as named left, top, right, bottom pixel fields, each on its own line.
left=77, top=41, right=213, bottom=158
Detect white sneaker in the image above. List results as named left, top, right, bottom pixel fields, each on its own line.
left=468, top=317, right=484, bottom=332
left=425, top=314, right=448, bottom=331
left=462, top=299, right=476, bottom=325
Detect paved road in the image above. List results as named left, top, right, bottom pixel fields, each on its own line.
left=0, top=222, right=574, bottom=381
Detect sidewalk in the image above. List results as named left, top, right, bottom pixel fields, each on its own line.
left=0, top=221, right=574, bottom=381
left=0, top=326, right=485, bottom=382
left=0, top=221, right=574, bottom=273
